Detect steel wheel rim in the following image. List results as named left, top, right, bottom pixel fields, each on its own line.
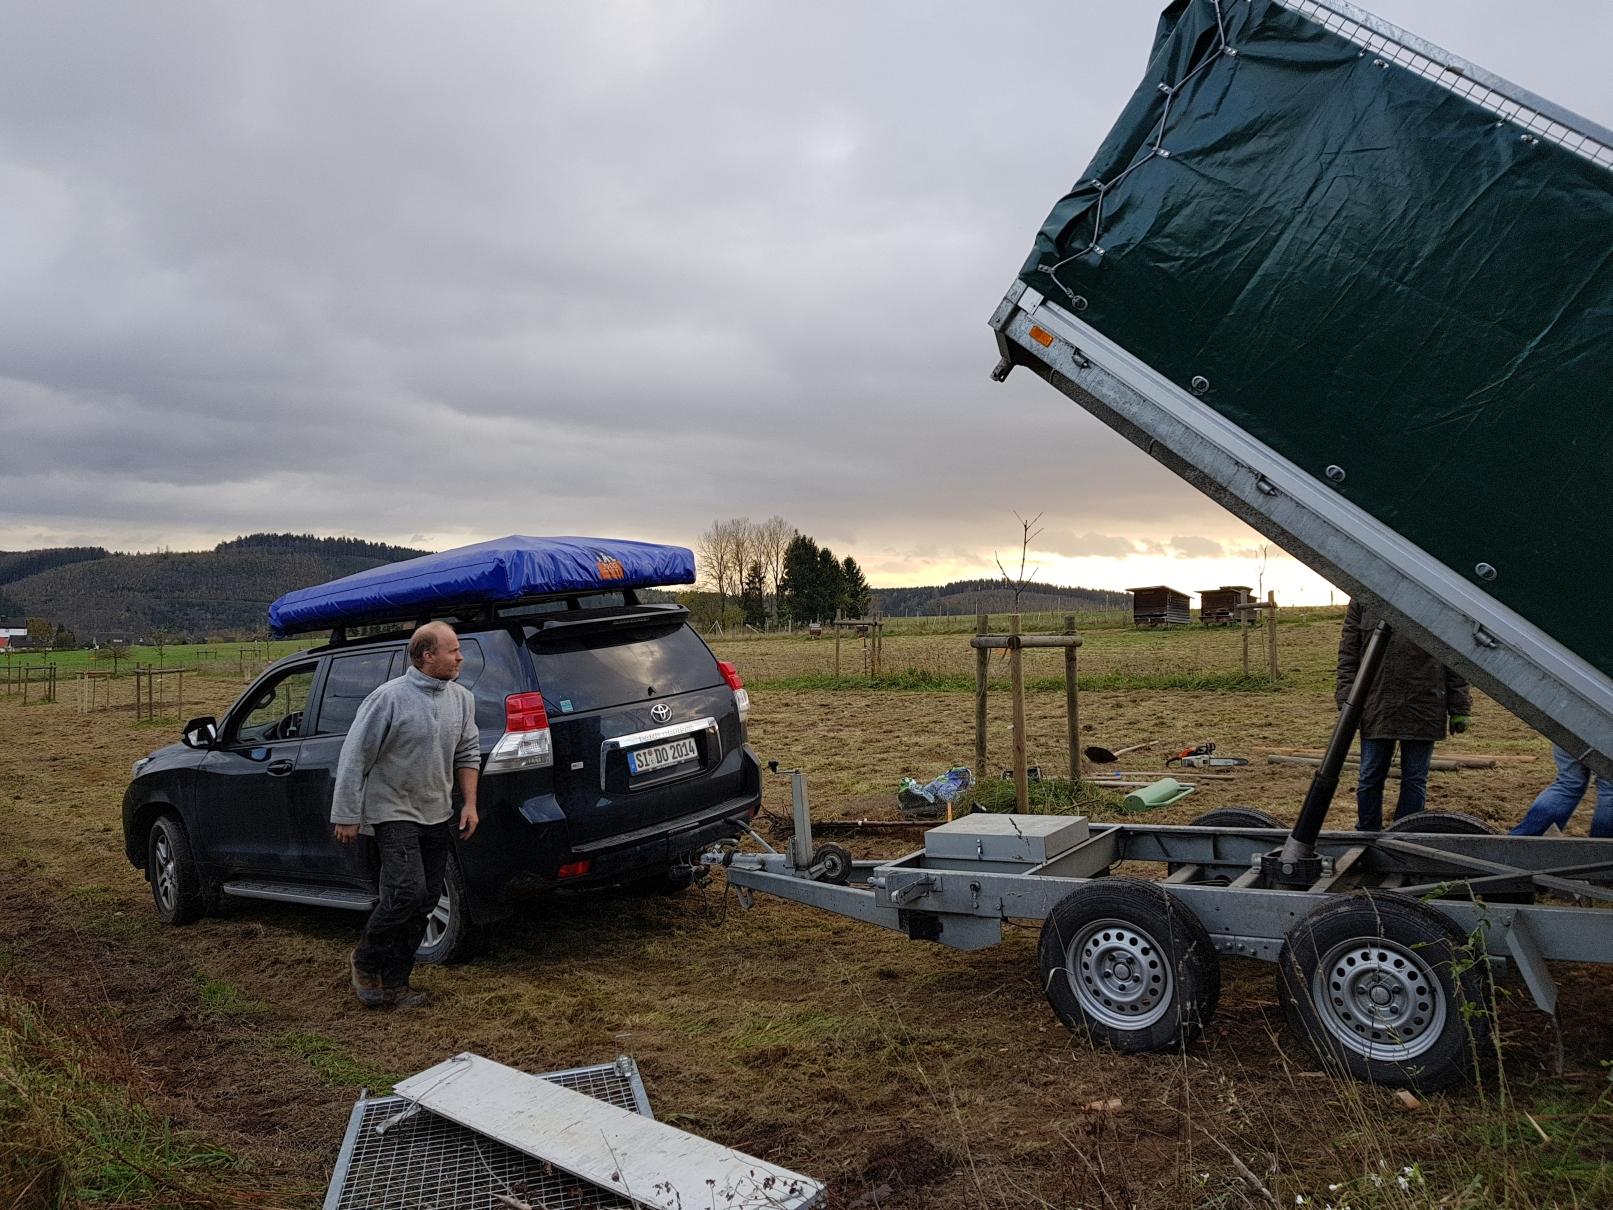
left=1065, top=917, right=1174, bottom=1031
left=153, top=831, right=177, bottom=911
left=1312, top=937, right=1446, bottom=1062
left=420, top=893, right=451, bottom=950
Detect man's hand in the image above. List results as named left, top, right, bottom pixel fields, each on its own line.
left=458, top=802, right=479, bottom=840
left=1449, top=715, right=1471, bottom=735
left=332, top=823, right=361, bottom=844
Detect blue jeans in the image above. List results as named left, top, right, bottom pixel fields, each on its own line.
left=1355, top=737, right=1434, bottom=831
left=1510, top=745, right=1613, bottom=838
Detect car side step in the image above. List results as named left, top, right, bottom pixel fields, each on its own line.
left=220, top=881, right=376, bottom=911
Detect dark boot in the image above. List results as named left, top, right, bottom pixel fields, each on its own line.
left=387, top=984, right=428, bottom=1009
left=350, top=952, right=389, bottom=1008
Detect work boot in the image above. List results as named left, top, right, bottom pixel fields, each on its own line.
left=387, top=985, right=428, bottom=1010
left=349, top=953, right=388, bottom=1008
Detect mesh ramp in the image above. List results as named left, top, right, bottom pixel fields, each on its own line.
left=325, top=1057, right=651, bottom=1210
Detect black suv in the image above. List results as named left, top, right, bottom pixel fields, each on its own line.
left=122, top=596, right=759, bottom=961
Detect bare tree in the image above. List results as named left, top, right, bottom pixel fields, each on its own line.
left=696, top=520, right=736, bottom=613
left=994, top=511, right=1045, bottom=612
left=723, top=516, right=755, bottom=608
left=754, top=515, right=794, bottom=622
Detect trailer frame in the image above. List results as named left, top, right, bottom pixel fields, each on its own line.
left=709, top=770, right=1613, bottom=1087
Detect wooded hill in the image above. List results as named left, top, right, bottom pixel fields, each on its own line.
left=872, top=578, right=1129, bottom=618
left=3, top=536, right=1135, bottom=641
left=1, top=534, right=427, bottom=641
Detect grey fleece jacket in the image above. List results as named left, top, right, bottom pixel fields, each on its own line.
left=330, top=665, right=481, bottom=829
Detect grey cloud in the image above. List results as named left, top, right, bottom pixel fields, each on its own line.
left=1168, top=535, right=1226, bottom=560
left=1040, top=531, right=1143, bottom=560
left=1, top=0, right=1608, bottom=570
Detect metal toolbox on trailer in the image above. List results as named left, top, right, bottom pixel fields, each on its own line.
left=924, top=813, right=1088, bottom=866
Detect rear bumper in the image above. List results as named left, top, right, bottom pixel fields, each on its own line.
left=458, top=748, right=761, bottom=918
left=567, top=792, right=756, bottom=881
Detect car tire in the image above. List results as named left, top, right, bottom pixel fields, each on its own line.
left=148, top=815, right=205, bottom=926
left=1037, top=877, right=1220, bottom=1052
left=415, top=854, right=479, bottom=965
left=1277, top=891, right=1489, bottom=1090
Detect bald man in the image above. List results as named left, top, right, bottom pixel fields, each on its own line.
left=331, top=621, right=480, bottom=1008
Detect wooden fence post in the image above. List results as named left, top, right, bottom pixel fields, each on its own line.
left=974, top=612, right=989, bottom=780
left=1010, top=614, right=1029, bottom=812
left=1064, top=615, right=1081, bottom=784
left=1266, top=590, right=1280, bottom=680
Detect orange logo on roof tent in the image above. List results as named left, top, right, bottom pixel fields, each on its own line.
left=595, top=554, right=626, bottom=580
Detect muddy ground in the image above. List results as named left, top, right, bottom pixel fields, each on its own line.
left=2, top=654, right=1610, bottom=1208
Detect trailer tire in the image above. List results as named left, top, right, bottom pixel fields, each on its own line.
left=1167, top=808, right=1282, bottom=882
left=1384, top=811, right=1496, bottom=836
left=1037, top=877, right=1220, bottom=1052
left=811, top=843, right=853, bottom=886
left=1277, top=891, right=1488, bottom=1091
left=1189, top=807, right=1282, bottom=830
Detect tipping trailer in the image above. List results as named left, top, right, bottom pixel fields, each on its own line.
left=708, top=0, right=1613, bottom=1090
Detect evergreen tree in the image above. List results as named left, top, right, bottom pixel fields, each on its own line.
left=841, top=556, right=870, bottom=618
left=780, top=534, right=821, bottom=623
left=740, top=562, right=767, bottom=629
left=814, top=547, right=845, bottom=621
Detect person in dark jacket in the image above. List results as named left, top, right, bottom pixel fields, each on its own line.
left=1335, top=601, right=1471, bottom=831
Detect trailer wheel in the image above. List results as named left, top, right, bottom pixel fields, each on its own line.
left=1037, top=877, right=1220, bottom=1052
left=1381, top=811, right=1530, bottom=901
left=811, top=843, right=853, bottom=886
left=1277, top=891, right=1488, bottom=1090
left=1168, top=808, right=1281, bottom=882
left=1189, top=806, right=1282, bottom=830
left=1384, top=811, right=1496, bottom=836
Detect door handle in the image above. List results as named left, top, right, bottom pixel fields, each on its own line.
left=267, top=758, right=295, bottom=777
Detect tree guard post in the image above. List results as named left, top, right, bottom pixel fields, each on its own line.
left=1009, top=614, right=1029, bottom=811
left=833, top=609, right=842, bottom=681
left=974, top=612, right=989, bottom=781
left=1063, top=614, right=1081, bottom=784
left=1266, top=590, right=1280, bottom=680
left=970, top=621, right=1083, bottom=808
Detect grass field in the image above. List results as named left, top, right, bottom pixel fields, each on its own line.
left=3, top=619, right=1611, bottom=1208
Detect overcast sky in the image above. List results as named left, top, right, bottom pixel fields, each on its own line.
left=2, top=1, right=1607, bottom=603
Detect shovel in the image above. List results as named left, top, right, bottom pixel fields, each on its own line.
left=1083, top=740, right=1156, bottom=765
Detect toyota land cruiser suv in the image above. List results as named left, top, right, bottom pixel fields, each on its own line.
left=122, top=593, right=760, bottom=962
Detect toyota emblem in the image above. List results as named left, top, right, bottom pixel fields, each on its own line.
left=650, top=702, right=672, bottom=723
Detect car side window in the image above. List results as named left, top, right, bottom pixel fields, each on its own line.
left=315, top=650, right=400, bottom=735
left=233, top=666, right=318, bottom=745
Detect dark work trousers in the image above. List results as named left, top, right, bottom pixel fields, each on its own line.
left=354, top=819, right=453, bottom=987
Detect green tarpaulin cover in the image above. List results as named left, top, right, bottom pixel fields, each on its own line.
left=1020, top=0, right=1613, bottom=680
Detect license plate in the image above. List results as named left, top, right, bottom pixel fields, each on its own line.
left=627, top=736, right=699, bottom=775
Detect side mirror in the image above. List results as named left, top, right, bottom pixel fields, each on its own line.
left=181, top=716, right=219, bottom=749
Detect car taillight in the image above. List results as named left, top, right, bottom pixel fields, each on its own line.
left=505, top=691, right=549, bottom=732
left=557, top=859, right=591, bottom=879
left=718, top=659, right=750, bottom=723
left=485, top=691, right=554, bottom=773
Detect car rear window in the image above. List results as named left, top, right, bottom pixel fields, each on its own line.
left=528, top=621, right=719, bottom=714
left=455, top=635, right=527, bottom=730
